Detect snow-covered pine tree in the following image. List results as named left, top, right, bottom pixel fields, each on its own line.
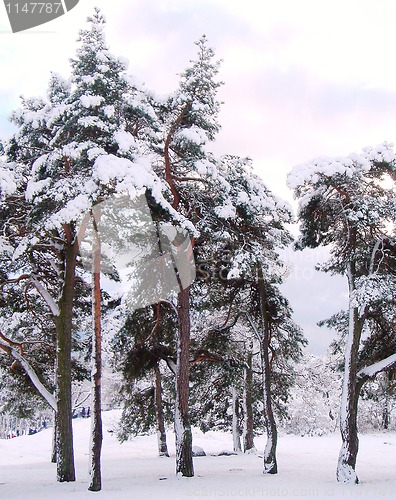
left=192, top=154, right=306, bottom=472
left=155, top=35, right=223, bottom=477
left=288, top=142, right=396, bottom=484
left=66, top=10, right=131, bottom=489
left=0, top=152, right=57, bottom=412
left=1, top=90, right=81, bottom=481
left=47, top=9, right=171, bottom=489
left=217, top=156, right=304, bottom=472
left=1, top=8, right=172, bottom=487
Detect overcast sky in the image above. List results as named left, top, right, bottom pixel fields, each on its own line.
left=1, top=0, right=396, bottom=354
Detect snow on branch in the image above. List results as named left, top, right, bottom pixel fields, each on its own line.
left=30, top=277, right=60, bottom=316
left=350, top=274, right=395, bottom=310
left=357, top=353, right=396, bottom=380
left=242, top=311, right=262, bottom=341
left=0, top=164, right=17, bottom=196
left=287, top=142, right=396, bottom=191
left=165, top=358, right=176, bottom=375
left=10, top=346, right=57, bottom=411
left=369, top=237, right=384, bottom=275
left=0, top=332, right=56, bottom=411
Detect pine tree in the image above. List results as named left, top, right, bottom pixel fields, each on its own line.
left=288, top=142, right=396, bottom=483
left=155, top=35, right=223, bottom=477
left=1, top=8, right=170, bottom=487
left=191, top=154, right=305, bottom=472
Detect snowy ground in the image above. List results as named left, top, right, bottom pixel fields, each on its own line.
left=0, top=410, right=395, bottom=499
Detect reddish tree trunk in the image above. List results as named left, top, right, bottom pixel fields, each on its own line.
left=88, top=213, right=103, bottom=492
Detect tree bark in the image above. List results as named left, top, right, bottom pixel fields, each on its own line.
left=51, top=412, right=57, bottom=463
left=51, top=368, right=57, bottom=463
left=243, top=350, right=255, bottom=453
left=258, top=266, right=278, bottom=474
left=382, top=376, right=391, bottom=430
left=336, top=262, right=362, bottom=484
left=382, top=404, right=390, bottom=430
left=154, top=363, right=169, bottom=457
left=174, top=286, right=194, bottom=477
left=88, top=213, right=103, bottom=492
left=54, top=239, right=77, bottom=482
left=231, top=387, right=242, bottom=453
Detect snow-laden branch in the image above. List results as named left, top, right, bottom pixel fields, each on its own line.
left=369, top=237, right=383, bottom=275
left=10, top=346, right=57, bottom=411
left=165, top=358, right=176, bottom=375
left=0, top=337, right=56, bottom=411
left=357, top=353, right=396, bottom=381
left=30, top=277, right=60, bottom=316
left=242, top=311, right=262, bottom=342
left=191, top=349, right=249, bottom=370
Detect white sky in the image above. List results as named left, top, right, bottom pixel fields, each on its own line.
left=1, top=0, right=395, bottom=354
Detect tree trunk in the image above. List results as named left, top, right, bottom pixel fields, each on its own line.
left=174, top=286, right=194, bottom=477
left=382, top=406, right=390, bottom=430
left=51, top=371, right=57, bottom=463
left=54, top=240, right=76, bottom=482
left=259, top=342, right=278, bottom=474
left=337, top=263, right=362, bottom=484
left=243, top=350, right=255, bottom=453
left=258, top=266, right=278, bottom=474
left=231, top=387, right=242, bottom=453
left=51, top=412, right=57, bottom=463
left=154, top=364, right=169, bottom=457
left=382, top=376, right=390, bottom=430
left=88, top=213, right=103, bottom=492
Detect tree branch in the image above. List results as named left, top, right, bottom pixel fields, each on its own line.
left=10, top=346, right=56, bottom=411
left=0, top=273, right=31, bottom=291
left=171, top=175, right=209, bottom=184
left=0, top=331, right=56, bottom=411
left=0, top=331, right=23, bottom=354
left=164, top=101, right=192, bottom=209
left=357, top=353, right=396, bottom=381
left=30, top=276, right=60, bottom=316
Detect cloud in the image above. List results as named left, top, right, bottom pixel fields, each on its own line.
left=212, top=61, right=396, bottom=206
